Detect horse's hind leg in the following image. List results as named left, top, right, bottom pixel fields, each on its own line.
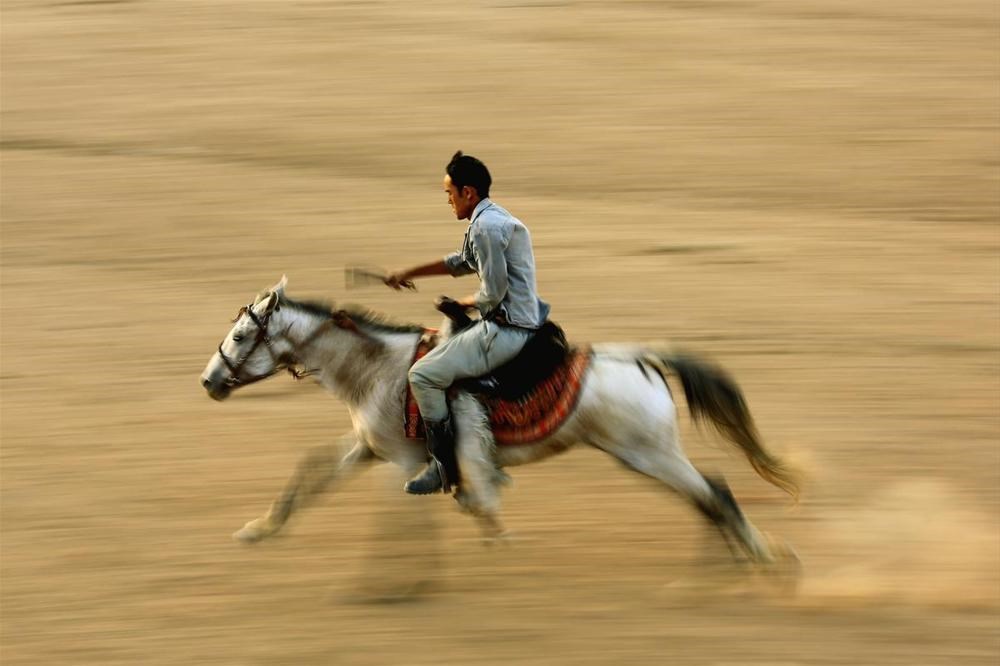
left=234, top=436, right=374, bottom=544
left=596, top=433, right=775, bottom=565
left=693, top=474, right=774, bottom=564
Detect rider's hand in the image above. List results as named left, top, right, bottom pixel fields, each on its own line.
left=384, top=272, right=415, bottom=291
left=434, top=295, right=458, bottom=310
left=435, top=296, right=475, bottom=315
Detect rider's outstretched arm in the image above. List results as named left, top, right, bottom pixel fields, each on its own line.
left=385, top=259, right=451, bottom=290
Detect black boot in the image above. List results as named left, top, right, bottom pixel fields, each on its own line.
left=405, top=417, right=459, bottom=495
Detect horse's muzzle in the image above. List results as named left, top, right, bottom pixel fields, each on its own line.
left=201, top=376, right=232, bottom=401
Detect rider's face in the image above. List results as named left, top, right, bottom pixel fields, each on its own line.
left=444, top=175, right=477, bottom=221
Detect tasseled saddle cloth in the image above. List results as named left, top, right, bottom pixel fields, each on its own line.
left=405, top=322, right=591, bottom=446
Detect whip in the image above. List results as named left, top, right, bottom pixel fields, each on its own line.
left=344, top=266, right=416, bottom=291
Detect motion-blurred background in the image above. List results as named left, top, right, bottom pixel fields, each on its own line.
left=2, top=1, right=998, bottom=664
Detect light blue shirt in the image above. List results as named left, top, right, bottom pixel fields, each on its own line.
left=443, top=198, right=550, bottom=329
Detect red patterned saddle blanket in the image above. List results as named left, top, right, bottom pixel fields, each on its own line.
left=404, top=333, right=592, bottom=446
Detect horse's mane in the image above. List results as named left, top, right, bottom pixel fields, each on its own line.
left=279, top=295, right=426, bottom=335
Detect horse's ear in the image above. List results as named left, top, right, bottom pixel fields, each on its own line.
left=254, top=276, right=286, bottom=314
left=273, top=275, right=288, bottom=296
left=261, top=290, right=280, bottom=314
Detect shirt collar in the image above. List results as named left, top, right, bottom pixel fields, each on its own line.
left=469, top=198, right=493, bottom=224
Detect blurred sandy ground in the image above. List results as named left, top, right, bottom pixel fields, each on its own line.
left=1, top=0, right=998, bottom=664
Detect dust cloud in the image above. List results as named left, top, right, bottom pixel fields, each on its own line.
left=798, top=480, right=1000, bottom=609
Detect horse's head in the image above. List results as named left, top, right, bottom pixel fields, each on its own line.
left=200, top=276, right=289, bottom=401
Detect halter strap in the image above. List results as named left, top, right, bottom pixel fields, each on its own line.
left=217, top=303, right=281, bottom=387
left=216, top=303, right=374, bottom=389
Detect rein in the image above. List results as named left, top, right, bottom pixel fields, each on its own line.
left=217, top=302, right=370, bottom=388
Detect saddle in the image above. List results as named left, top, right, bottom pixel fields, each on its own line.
left=404, top=298, right=591, bottom=446
left=438, top=304, right=570, bottom=400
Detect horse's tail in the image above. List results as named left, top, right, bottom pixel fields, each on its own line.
left=645, top=351, right=801, bottom=500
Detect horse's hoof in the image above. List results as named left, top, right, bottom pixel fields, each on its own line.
left=761, top=537, right=803, bottom=595
left=482, top=530, right=514, bottom=549
left=766, top=536, right=801, bottom=569
left=232, top=518, right=275, bottom=544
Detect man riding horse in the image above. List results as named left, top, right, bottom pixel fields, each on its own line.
left=384, top=151, right=550, bottom=495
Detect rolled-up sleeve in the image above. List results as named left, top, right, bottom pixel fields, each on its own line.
left=443, top=229, right=476, bottom=277
left=443, top=250, right=475, bottom=277
left=471, top=224, right=510, bottom=314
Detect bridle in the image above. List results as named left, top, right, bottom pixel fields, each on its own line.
left=216, top=303, right=292, bottom=387
left=217, top=301, right=370, bottom=388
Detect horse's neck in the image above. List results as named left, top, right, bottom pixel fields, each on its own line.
left=279, top=307, right=416, bottom=405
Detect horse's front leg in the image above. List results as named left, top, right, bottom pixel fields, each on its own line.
left=234, top=436, right=375, bottom=544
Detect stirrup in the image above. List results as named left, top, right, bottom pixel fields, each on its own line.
left=404, top=458, right=450, bottom=495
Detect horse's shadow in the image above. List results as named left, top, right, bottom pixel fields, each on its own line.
left=335, top=488, right=801, bottom=607
left=338, top=471, right=446, bottom=606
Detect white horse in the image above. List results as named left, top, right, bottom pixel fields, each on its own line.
left=200, top=277, right=800, bottom=568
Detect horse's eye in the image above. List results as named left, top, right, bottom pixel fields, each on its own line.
left=233, top=335, right=244, bottom=343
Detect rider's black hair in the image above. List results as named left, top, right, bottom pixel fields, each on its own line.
left=446, top=151, right=491, bottom=199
